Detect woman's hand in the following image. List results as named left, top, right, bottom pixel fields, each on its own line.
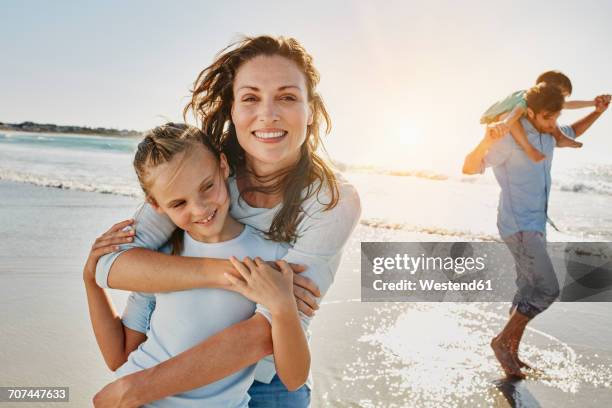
left=292, top=270, right=320, bottom=317
left=225, top=257, right=297, bottom=315
left=83, top=219, right=135, bottom=284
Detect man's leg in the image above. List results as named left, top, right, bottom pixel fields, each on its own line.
left=493, top=232, right=533, bottom=378
left=491, top=309, right=531, bottom=378
left=498, top=231, right=559, bottom=377
left=504, top=232, right=538, bottom=371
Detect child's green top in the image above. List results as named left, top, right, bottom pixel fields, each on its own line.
left=480, top=90, right=527, bottom=124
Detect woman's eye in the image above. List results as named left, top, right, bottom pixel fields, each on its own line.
left=242, top=95, right=257, bottom=102
left=204, top=183, right=214, bottom=191
left=280, top=95, right=297, bottom=101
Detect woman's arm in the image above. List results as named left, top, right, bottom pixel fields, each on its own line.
left=93, top=314, right=273, bottom=408
left=95, top=204, right=315, bottom=304
left=84, top=220, right=147, bottom=371
left=92, top=180, right=362, bottom=407
left=95, top=204, right=235, bottom=291
left=225, top=257, right=310, bottom=390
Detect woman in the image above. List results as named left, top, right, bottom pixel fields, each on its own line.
left=93, top=35, right=360, bottom=408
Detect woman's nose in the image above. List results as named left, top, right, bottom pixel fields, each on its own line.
left=258, top=98, right=279, bottom=123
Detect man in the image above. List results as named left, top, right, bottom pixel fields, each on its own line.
left=463, top=83, right=610, bottom=379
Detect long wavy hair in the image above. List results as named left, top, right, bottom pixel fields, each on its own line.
left=184, top=35, right=339, bottom=243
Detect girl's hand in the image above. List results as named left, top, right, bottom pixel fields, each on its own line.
left=487, top=121, right=510, bottom=139
left=83, top=219, right=135, bottom=284
left=225, top=256, right=296, bottom=315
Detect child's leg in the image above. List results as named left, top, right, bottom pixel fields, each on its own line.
left=508, top=121, right=546, bottom=162
left=552, top=126, right=582, bottom=148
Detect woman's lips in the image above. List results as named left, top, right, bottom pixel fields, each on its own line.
left=252, top=130, right=287, bottom=143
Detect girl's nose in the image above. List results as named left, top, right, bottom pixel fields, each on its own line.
left=191, top=200, right=210, bottom=217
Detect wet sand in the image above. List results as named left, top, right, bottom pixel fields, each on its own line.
left=1, top=180, right=611, bottom=407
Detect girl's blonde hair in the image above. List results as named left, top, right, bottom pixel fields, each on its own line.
left=134, top=123, right=219, bottom=254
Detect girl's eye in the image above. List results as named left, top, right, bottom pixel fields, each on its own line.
left=172, top=201, right=185, bottom=208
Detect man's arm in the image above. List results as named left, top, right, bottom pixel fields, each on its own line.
left=462, top=128, right=502, bottom=175
left=93, top=314, right=273, bottom=408
left=564, top=100, right=596, bottom=110
left=572, top=96, right=609, bottom=138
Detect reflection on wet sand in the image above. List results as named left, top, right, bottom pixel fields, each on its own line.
left=314, top=301, right=612, bottom=407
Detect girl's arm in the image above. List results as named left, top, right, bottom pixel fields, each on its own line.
left=501, top=104, right=525, bottom=126
left=84, top=220, right=148, bottom=371
left=92, top=180, right=362, bottom=407
left=486, top=105, right=526, bottom=139
left=225, top=257, right=310, bottom=390
left=564, top=99, right=596, bottom=110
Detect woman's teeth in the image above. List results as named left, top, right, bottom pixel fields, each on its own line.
left=253, top=130, right=286, bottom=139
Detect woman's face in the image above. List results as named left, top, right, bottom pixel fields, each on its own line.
left=231, top=55, right=313, bottom=172
left=147, top=144, right=231, bottom=243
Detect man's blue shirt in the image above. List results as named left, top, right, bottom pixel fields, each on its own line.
left=483, top=117, right=576, bottom=238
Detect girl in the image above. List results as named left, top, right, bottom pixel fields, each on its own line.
left=84, top=123, right=309, bottom=407
left=92, top=35, right=360, bottom=408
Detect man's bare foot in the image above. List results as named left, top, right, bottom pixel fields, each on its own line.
left=509, top=340, right=534, bottom=370
left=516, top=358, right=533, bottom=370
left=556, top=136, right=582, bottom=148
left=524, top=146, right=546, bottom=162
left=491, top=337, right=526, bottom=379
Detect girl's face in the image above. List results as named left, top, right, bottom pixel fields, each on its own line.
left=231, top=55, right=313, bottom=172
left=147, top=144, right=231, bottom=243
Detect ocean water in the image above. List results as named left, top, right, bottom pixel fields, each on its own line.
left=1, top=132, right=612, bottom=406
left=2, top=130, right=612, bottom=241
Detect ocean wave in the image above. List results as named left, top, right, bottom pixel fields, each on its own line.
left=558, top=181, right=612, bottom=196
left=0, top=169, right=141, bottom=197
left=359, top=218, right=501, bottom=241
left=335, top=162, right=449, bottom=181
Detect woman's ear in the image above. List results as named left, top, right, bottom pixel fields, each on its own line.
left=147, top=196, right=164, bottom=214
left=219, top=153, right=230, bottom=179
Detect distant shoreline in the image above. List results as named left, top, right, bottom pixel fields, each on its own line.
left=0, top=121, right=142, bottom=138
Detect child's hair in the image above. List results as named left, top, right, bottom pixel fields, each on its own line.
left=134, top=122, right=220, bottom=254
left=536, top=70, right=572, bottom=95
left=184, top=35, right=338, bottom=244
left=525, top=83, right=565, bottom=115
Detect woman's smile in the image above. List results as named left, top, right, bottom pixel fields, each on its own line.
left=252, top=128, right=288, bottom=143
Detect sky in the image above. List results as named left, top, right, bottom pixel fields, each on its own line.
left=2, top=0, right=612, bottom=174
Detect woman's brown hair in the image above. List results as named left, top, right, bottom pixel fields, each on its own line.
left=133, top=123, right=220, bottom=254
left=184, top=35, right=339, bottom=243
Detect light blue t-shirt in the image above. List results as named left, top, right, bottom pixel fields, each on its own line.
left=96, top=174, right=361, bottom=391
left=482, top=117, right=576, bottom=238
left=116, top=225, right=286, bottom=408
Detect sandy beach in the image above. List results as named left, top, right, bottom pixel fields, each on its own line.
left=1, top=180, right=611, bottom=407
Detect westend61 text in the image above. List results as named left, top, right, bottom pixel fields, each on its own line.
left=373, top=279, right=493, bottom=292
